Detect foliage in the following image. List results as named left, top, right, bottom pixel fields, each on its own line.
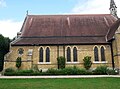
left=4, top=68, right=35, bottom=76
left=83, top=56, right=92, bottom=70
left=4, top=66, right=92, bottom=76
left=4, top=68, right=15, bottom=73
left=16, top=57, right=22, bottom=69
left=61, top=66, right=90, bottom=75
left=4, top=66, right=118, bottom=76
left=0, top=34, right=10, bottom=71
left=57, top=56, right=66, bottom=69
left=0, top=35, right=10, bottom=54
left=93, top=66, right=108, bottom=75
left=32, top=64, right=40, bottom=73
left=0, top=53, right=4, bottom=71
left=16, top=69, right=34, bottom=74
left=107, top=69, right=119, bottom=75
left=46, top=68, right=61, bottom=75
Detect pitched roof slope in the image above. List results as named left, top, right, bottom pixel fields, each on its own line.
left=106, top=18, right=120, bottom=41
left=12, top=14, right=118, bottom=45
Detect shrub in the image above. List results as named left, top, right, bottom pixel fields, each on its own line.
left=17, top=69, right=34, bottom=73
left=83, top=56, right=92, bottom=70
left=93, top=66, right=108, bottom=75
left=64, top=66, right=91, bottom=75
left=46, top=66, right=91, bottom=75
left=62, top=67, right=75, bottom=75
left=16, top=57, right=22, bottom=69
left=4, top=69, right=36, bottom=76
left=62, top=66, right=82, bottom=75
left=107, top=69, right=119, bottom=75
left=4, top=68, right=15, bottom=73
left=44, top=67, right=84, bottom=75
left=57, top=56, right=66, bottom=69
left=32, top=64, right=40, bottom=73
left=46, top=68, right=60, bottom=75
left=5, top=66, right=116, bottom=76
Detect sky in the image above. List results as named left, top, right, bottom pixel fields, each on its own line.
left=0, top=0, right=120, bottom=39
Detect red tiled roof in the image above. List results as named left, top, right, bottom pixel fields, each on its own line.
left=12, top=14, right=119, bottom=45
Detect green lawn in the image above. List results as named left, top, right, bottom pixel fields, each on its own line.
left=0, top=78, right=120, bottom=89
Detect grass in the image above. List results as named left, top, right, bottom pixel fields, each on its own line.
left=0, top=78, right=120, bottom=89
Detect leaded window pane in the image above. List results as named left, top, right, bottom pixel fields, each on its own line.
left=46, top=47, right=50, bottom=62
left=67, top=47, right=71, bottom=62
left=73, top=47, right=77, bottom=62
left=39, top=48, right=43, bottom=62
left=94, top=47, right=99, bottom=61
left=101, top=46, right=105, bottom=61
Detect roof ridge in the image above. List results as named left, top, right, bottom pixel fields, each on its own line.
left=27, top=14, right=112, bottom=17
left=21, top=35, right=105, bottom=38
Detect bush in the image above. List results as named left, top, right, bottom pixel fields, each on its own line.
left=61, top=67, right=77, bottom=75
left=107, top=69, right=118, bottom=75
left=4, top=69, right=35, bottom=76
left=46, top=68, right=60, bottom=75
left=46, top=66, right=91, bottom=75
left=4, top=68, right=15, bottom=73
left=4, top=67, right=93, bottom=76
left=16, top=70, right=34, bottom=73
left=93, top=66, right=108, bottom=75
left=5, top=66, right=118, bottom=76
left=61, top=66, right=84, bottom=75
left=57, top=56, right=66, bottom=69
left=83, top=56, right=92, bottom=70
left=32, top=64, right=40, bottom=73
left=16, top=57, right=22, bottom=69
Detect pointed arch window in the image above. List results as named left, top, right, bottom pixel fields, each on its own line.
left=73, top=47, right=77, bottom=62
left=67, top=47, right=71, bottom=62
left=46, top=47, right=50, bottom=62
left=39, top=47, right=43, bottom=62
left=101, top=46, right=105, bottom=61
left=94, top=46, right=99, bottom=61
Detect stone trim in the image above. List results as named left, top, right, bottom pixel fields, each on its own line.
left=37, top=62, right=51, bottom=65
left=4, top=60, right=33, bottom=62
left=66, top=62, right=80, bottom=64
left=93, top=61, right=108, bottom=64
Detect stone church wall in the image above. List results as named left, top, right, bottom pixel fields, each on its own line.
left=4, top=45, right=113, bottom=70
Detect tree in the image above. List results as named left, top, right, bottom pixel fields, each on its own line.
left=16, top=57, right=22, bottom=69
left=0, top=34, right=10, bottom=71
left=57, top=56, right=66, bottom=69
left=83, top=56, right=92, bottom=70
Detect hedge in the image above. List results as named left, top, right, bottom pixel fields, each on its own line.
left=3, top=66, right=118, bottom=76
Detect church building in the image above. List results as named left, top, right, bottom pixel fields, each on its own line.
left=4, top=0, right=120, bottom=71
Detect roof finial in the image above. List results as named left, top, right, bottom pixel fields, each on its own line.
left=109, top=0, right=118, bottom=18
left=26, top=10, right=29, bottom=16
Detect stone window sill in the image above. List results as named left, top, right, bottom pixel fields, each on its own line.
left=38, top=62, right=51, bottom=64
left=66, top=62, right=80, bottom=64
left=93, top=61, right=108, bottom=64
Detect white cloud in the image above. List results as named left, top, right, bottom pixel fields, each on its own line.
left=71, top=0, right=120, bottom=17
left=0, top=20, right=23, bottom=39
left=0, top=0, right=6, bottom=7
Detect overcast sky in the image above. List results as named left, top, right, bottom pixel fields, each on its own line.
left=0, top=0, right=120, bottom=39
